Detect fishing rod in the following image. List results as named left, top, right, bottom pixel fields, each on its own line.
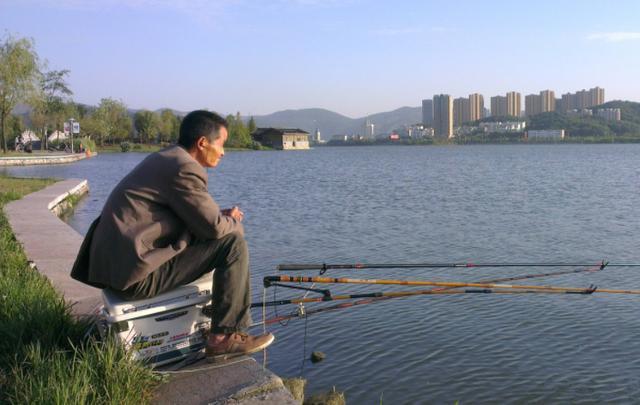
left=432, top=262, right=606, bottom=291
left=277, top=260, right=631, bottom=273
left=250, top=286, right=597, bottom=309
left=264, top=275, right=640, bottom=295
left=251, top=263, right=607, bottom=324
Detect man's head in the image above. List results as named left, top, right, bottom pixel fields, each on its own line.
left=179, top=110, right=229, bottom=168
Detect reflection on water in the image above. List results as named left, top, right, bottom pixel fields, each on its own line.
left=5, top=145, right=640, bottom=403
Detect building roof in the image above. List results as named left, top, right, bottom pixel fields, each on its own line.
left=47, top=130, right=68, bottom=142
left=17, top=130, right=40, bottom=142
left=254, top=127, right=309, bottom=135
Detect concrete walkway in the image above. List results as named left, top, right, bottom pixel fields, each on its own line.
left=4, top=179, right=298, bottom=405
left=0, top=152, right=94, bottom=166
left=5, top=178, right=102, bottom=315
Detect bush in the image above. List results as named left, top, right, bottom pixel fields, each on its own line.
left=81, top=137, right=96, bottom=152
left=72, top=137, right=96, bottom=153
left=120, top=141, right=131, bottom=152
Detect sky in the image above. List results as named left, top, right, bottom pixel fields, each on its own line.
left=2, top=0, right=640, bottom=117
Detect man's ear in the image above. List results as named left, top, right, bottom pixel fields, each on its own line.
left=195, top=136, right=207, bottom=150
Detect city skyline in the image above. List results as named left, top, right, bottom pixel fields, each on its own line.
left=423, top=86, right=607, bottom=129
left=2, top=1, right=640, bottom=117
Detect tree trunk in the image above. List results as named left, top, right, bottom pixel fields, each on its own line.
left=0, top=113, right=6, bottom=154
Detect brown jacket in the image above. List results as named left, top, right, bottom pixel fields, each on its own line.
left=71, top=145, right=243, bottom=290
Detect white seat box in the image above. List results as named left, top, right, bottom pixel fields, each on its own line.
left=100, top=271, right=214, bottom=367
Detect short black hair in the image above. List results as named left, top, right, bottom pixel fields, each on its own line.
left=178, top=110, right=228, bottom=149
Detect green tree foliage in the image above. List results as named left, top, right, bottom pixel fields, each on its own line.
left=6, top=114, right=25, bottom=140
left=133, top=110, right=159, bottom=143
left=94, top=98, right=131, bottom=145
left=0, top=35, right=41, bottom=153
left=158, top=109, right=180, bottom=143
left=596, top=101, right=640, bottom=126
left=32, top=69, right=73, bottom=149
left=248, top=116, right=257, bottom=134
left=225, top=112, right=251, bottom=148
left=474, top=115, right=521, bottom=124
left=529, top=112, right=613, bottom=137
left=78, top=113, right=102, bottom=141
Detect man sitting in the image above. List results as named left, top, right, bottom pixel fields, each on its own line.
left=71, top=110, right=274, bottom=361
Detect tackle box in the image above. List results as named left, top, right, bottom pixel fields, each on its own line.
left=99, top=271, right=213, bottom=367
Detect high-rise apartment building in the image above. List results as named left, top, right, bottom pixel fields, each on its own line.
left=560, top=87, right=605, bottom=111
left=422, top=99, right=434, bottom=126
left=506, top=91, right=521, bottom=117
left=469, top=93, right=484, bottom=122
left=596, top=108, right=621, bottom=121
left=591, top=87, right=605, bottom=106
left=525, top=94, right=541, bottom=116
left=526, top=90, right=556, bottom=116
left=433, top=94, right=453, bottom=138
left=453, top=97, right=471, bottom=127
left=540, top=90, right=555, bottom=112
left=490, top=95, right=507, bottom=117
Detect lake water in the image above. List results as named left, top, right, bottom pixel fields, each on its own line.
left=4, top=144, right=640, bottom=404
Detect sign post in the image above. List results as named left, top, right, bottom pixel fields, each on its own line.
left=68, top=118, right=80, bottom=153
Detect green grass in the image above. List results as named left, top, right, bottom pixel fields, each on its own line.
left=0, top=175, right=160, bottom=403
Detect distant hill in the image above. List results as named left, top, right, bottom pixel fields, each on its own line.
left=528, top=100, right=640, bottom=138
left=250, top=106, right=421, bottom=138
left=597, top=100, right=640, bottom=124
left=12, top=101, right=423, bottom=137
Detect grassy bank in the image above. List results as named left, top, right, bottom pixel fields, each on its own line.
left=0, top=176, right=159, bottom=404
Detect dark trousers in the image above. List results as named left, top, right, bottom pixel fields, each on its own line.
left=117, top=232, right=251, bottom=334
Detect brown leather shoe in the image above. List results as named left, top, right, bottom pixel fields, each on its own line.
left=205, top=332, right=275, bottom=362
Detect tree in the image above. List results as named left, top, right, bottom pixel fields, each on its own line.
left=0, top=35, right=41, bottom=153
left=6, top=114, right=25, bottom=141
left=133, top=110, right=159, bottom=143
left=248, top=116, right=257, bottom=134
left=226, top=112, right=251, bottom=148
left=33, top=69, right=73, bottom=149
left=158, top=109, right=179, bottom=143
left=78, top=113, right=102, bottom=141
left=94, top=98, right=131, bottom=145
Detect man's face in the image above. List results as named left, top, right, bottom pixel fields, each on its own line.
left=198, top=127, right=228, bottom=168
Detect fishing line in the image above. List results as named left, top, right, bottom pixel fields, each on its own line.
left=300, top=310, right=309, bottom=377
left=262, top=286, right=267, bottom=370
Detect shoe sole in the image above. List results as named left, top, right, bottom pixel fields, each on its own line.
left=206, top=334, right=275, bottom=363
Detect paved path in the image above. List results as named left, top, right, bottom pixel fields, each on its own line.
left=154, top=357, right=298, bottom=405
left=4, top=178, right=102, bottom=315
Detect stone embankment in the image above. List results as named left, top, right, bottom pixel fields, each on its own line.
left=4, top=179, right=297, bottom=405
left=0, top=152, right=96, bottom=166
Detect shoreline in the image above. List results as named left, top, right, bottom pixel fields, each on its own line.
left=0, top=152, right=97, bottom=166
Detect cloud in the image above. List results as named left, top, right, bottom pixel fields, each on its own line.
left=587, top=32, right=640, bottom=42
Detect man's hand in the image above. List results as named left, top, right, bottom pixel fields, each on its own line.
left=222, top=206, right=244, bottom=222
